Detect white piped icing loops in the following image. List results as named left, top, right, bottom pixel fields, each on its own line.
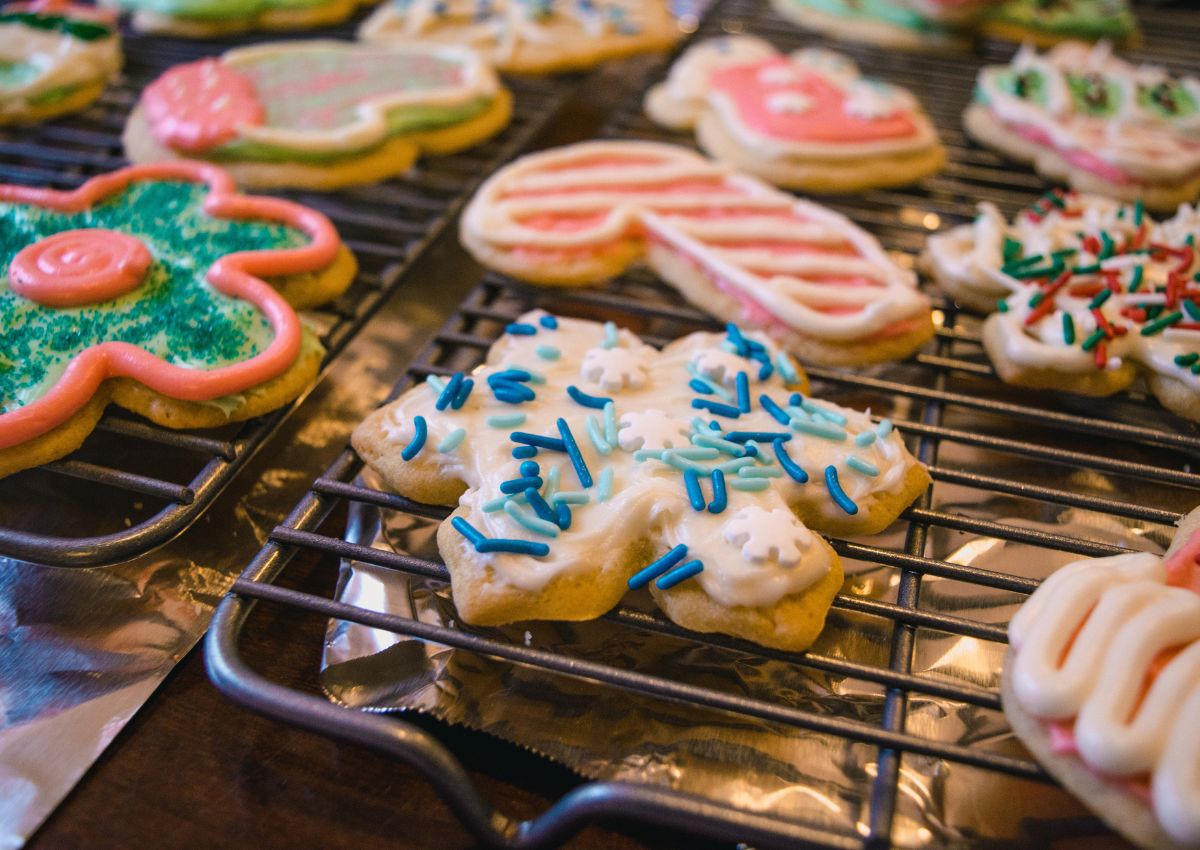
left=461, top=141, right=930, bottom=344
left=1008, top=511, right=1200, bottom=847
left=371, top=312, right=925, bottom=614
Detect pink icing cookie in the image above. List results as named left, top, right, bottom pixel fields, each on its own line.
left=644, top=37, right=945, bottom=192
left=460, top=140, right=934, bottom=367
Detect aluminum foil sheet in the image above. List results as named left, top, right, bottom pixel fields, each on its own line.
left=319, top=347, right=1189, bottom=848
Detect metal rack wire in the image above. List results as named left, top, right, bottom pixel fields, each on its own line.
left=0, top=20, right=571, bottom=567
left=208, top=2, right=1200, bottom=847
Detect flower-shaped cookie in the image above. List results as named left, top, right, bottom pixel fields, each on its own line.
left=125, top=41, right=511, bottom=190
left=0, top=161, right=352, bottom=478
left=0, top=2, right=121, bottom=124
left=966, top=42, right=1200, bottom=211
left=460, top=140, right=935, bottom=367
left=922, top=190, right=1200, bottom=421
left=352, top=312, right=930, bottom=651
left=645, top=37, right=945, bottom=192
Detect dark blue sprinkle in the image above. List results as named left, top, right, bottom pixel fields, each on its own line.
left=555, top=503, right=572, bottom=531
left=511, top=432, right=567, bottom=451
left=735, top=371, right=751, bottom=413
left=707, top=469, right=727, bottom=514
left=512, top=445, right=538, bottom=459
left=401, top=416, right=428, bottom=461
left=557, top=417, right=593, bottom=488
left=519, top=460, right=540, bottom=478
left=567, top=384, right=612, bottom=409
left=757, top=361, right=773, bottom=381
left=500, top=475, right=543, bottom=494
left=774, top=439, right=808, bottom=483
left=725, top=323, right=749, bottom=356
left=488, top=369, right=532, bottom=385
left=539, top=315, right=558, bottom=329
left=825, top=465, right=859, bottom=515
left=683, top=468, right=705, bottom=511
left=451, top=516, right=485, bottom=546
left=692, top=398, right=742, bottom=418
left=435, top=372, right=463, bottom=411
left=689, top=379, right=714, bottom=395
left=477, top=538, right=549, bottom=556
left=525, top=487, right=556, bottom=522
left=451, top=377, right=474, bottom=410
left=506, top=323, right=537, bottom=335
left=725, top=431, right=791, bottom=443
left=493, top=383, right=536, bottom=404
left=790, top=392, right=804, bottom=406
left=759, top=394, right=791, bottom=426
left=656, top=559, right=704, bottom=590
left=628, top=543, right=688, bottom=589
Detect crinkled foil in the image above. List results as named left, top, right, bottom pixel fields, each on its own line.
left=320, top=336, right=1188, bottom=847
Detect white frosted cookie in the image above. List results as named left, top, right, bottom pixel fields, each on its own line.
left=923, top=190, right=1200, bottom=420
left=359, top=0, right=680, bottom=74
left=1004, top=506, right=1200, bottom=850
left=0, top=3, right=121, bottom=125
left=459, top=140, right=935, bottom=367
left=966, top=41, right=1200, bottom=212
left=645, top=38, right=945, bottom=192
left=352, top=313, right=931, bottom=651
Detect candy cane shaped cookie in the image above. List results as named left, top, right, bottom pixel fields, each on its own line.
left=1005, top=506, right=1200, bottom=850
left=460, top=141, right=934, bottom=366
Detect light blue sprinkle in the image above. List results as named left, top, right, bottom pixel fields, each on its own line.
left=487, top=413, right=526, bottom=428
left=730, top=477, right=770, bottom=492
left=669, top=446, right=720, bottom=460
left=504, top=500, right=560, bottom=537
left=847, top=456, right=880, bottom=477
left=692, top=433, right=746, bottom=456
left=790, top=419, right=847, bottom=441
left=602, top=321, right=619, bottom=349
left=544, top=465, right=561, bottom=500
left=662, top=451, right=712, bottom=473
left=714, top=457, right=756, bottom=474
left=787, top=405, right=812, bottom=423
left=719, top=340, right=737, bottom=353
left=775, top=351, right=800, bottom=384
left=633, top=449, right=666, bottom=461
left=482, top=495, right=510, bottom=513
left=585, top=415, right=613, bottom=455
left=738, top=466, right=782, bottom=478
left=426, top=375, right=447, bottom=394
left=551, top=491, right=590, bottom=505
left=685, top=362, right=734, bottom=401
left=598, top=467, right=614, bottom=501
left=437, top=428, right=467, bottom=453
left=876, top=418, right=894, bottom=438
left=535, top=345, right=561, bottom=361
left=798, top=397, right=848, bottom=426
left=855, top=431, right=877, bottom=447
left=603, top=401, right=618, bottom=446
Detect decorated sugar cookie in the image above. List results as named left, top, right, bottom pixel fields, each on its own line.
left=104, top=0, right=376, bottom=37
left=966, top=42, right=1200, bottom=212
left=769, top=0, right=997, bottom=50
left=0, top=162, right=357, bottom=479
left=0, top=2, right=121, bottom=125
left=924, top=190, right=1200, bottom=420
left=460, top=141, right=935, bottom=367
left=1004, top=506, right=1200, bottom=850
left=124, top=41, right=511, bottom=191
left=352, top=313, right=930, bottom=650
left=645, top=38, right=945, bottom=192
left=981, top=0, right=1139, bottom=48
left=358, top=0, right=680, bottom=74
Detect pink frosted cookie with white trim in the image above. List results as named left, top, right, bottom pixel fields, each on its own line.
left=124, top=40, right=512, bottom=190
left=459, top=141, right=935, bottom=367
left=1004, top=505, right=1200, bottom=850
left=351, top=312, right=930, bottom=650
left=966, top=41, right=1200, bottom=212
left=645, top=37, right=945, bottom=192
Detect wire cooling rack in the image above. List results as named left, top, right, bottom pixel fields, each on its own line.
left=0, top=21, right=570, bottom=567
left=207, top=2, right=1200, bottom=847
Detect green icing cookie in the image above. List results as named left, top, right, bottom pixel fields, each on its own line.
left=986, top=0, right=1137, bottom=39
left=0, top=180, right=306, bottom=413
left=1066, top=73, right=1122, bottom=117
left=113, top=0, right=331, bottom=22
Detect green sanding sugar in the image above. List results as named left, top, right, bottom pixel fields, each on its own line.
left=0, top=180, right=307, bottom=413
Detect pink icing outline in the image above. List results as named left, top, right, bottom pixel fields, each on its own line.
left=10, top=229, right=152, bottom=307
left=143, top=59, right=265, bottom=154
left=0, top=161, right=340, bottom=451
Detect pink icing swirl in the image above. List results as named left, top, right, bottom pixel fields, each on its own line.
left=143, top=59, right=264, bottom=154
left=9, top=229, right=152, bottom=307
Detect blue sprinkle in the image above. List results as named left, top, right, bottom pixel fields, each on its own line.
left=492, top=383, right=536, bottom=404
left=555, top=503, right=572, bottom=530
left=689, top=379, right=714, bottom=395
left=436, top=372, right=464, bottom=411
left=551, top=490, right=590, bottom=505
left=504, top=500, right=560, bottom=538
left=790, top=419, right=847, bottom=441
left=685, top=363, right=734, bottom=401
left=539, top=314, right=558, bottom=329
left=775, top=351, right=800, bottom=384
left=789, top=393, right=803, bottom=406
left=757, top=360, right=773, bottom=381
left=482, top=495, right=509, bottom=513
left=506, top=322, right=537, bottom=335
left=536, top=345, right=561, bottom=361
left=725, top=323, right=749, bottom=355
left=451, top=377, right=474, bottom=410
left=488, top=368, right=532, bottom=385
left=692, top=398, right=742, bottom=418
left=656, top=559, right=704, bottom=590
left=586, top=415, right=612, bottom=455
left=742, top=442, right=758, bottom=457
left=512, top=445, right=538, bottom=459
left=451, top=516, right=485, bottom=545
left=557, top=418, right=593, bottom=488
left=735, top=371, right=751, bottom=413
left=598, top=467, right=614, bottom=501
left=707, top=469, right=727, bottom=513
left=692, top=433, right=747, bottom=457
left=567, top=385, right=612, bottom=409
left=715, top=457, right=756, bottom=474
left=543, top=465, right=561, bottom=500
left=519, top=460, right=540, bottom=478
left=847, top=456, right=880, bottom=477
left=508, top=364, right=546, bottom=384
left=877, top=419, right=894, bottom=438
left=855, top=431, right=877, bottom=448
left=524, top=487, right=557, bottom=523
left=437, top=428, right=467, bottom=453
left=602, top=321, right=619, bottom=349
left=477, top=538, right=550, bottom=557
left=758, top=395, right=791, bottom=426
left=683, top=468, right=706, bottom=511
left=500, top=475, right=542, bottom=494
left=738, top=466, right=782, bottom=478
left=725, top=430, right=791, bottom=443
left=401, top=416, right=428, bottom=461
left=774, top=440, right=809, bottom=483
left=730, top=477, right=769, bottom=492
left=511, top=432, right=567, bottom=452
left=426, top=374, right=447, bottom=394
left=628, top=543, right=688, bottom=589
left=710, top=420, right=722, bottom=430
left=603, top=401, right=618, bottom=445
left=487, top=413, right=526, bottom=428
left=825, top=465, right=859, bottom=515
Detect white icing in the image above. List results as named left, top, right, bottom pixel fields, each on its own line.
left=1009, top=530, right=1200, bottom=847
left=462, top=140, right=930, bottom=343
left=0, top=11, right=119, bottom=115
left=765, top=91, right=813, bottom=115
left=977, top=41, right=1200, bottom=184
left=375, top=311, right=923, bottom=610
left=843, top=81, right=915, bottom=121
